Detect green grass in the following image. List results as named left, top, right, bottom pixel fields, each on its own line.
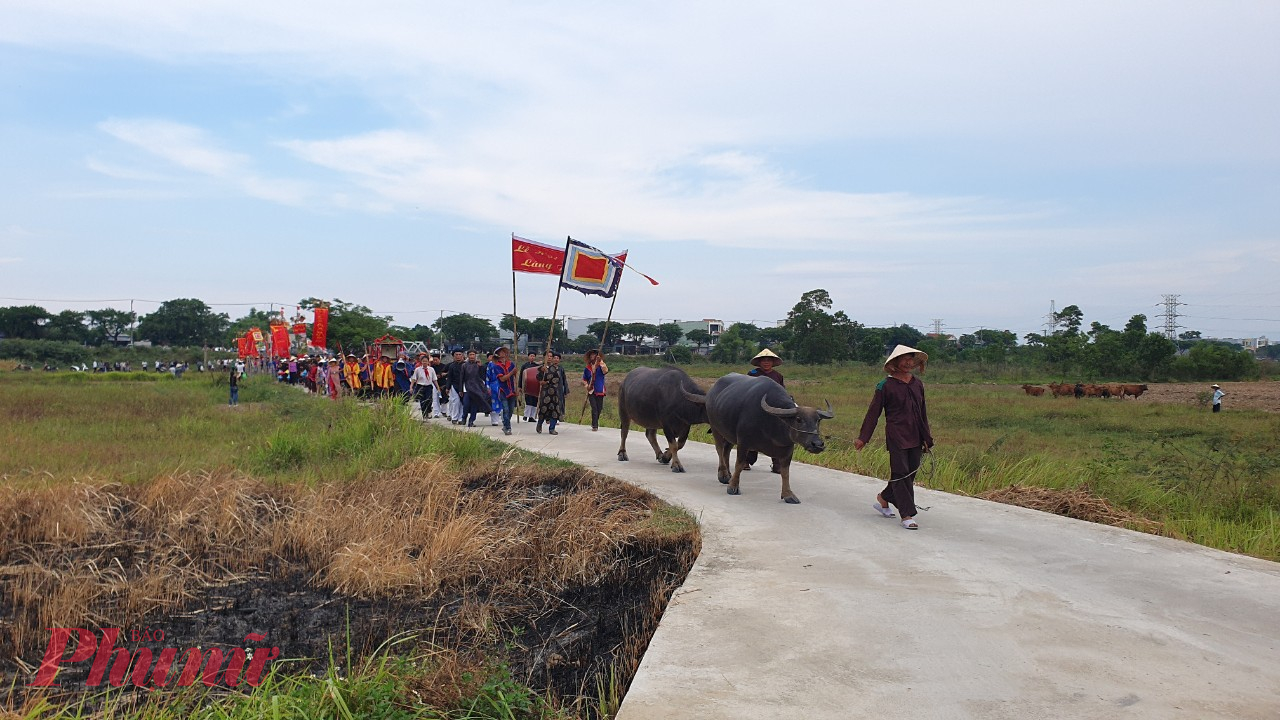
left=577, top=362, right=1280, bottom=560
left=1, top=373, right=656, bottom=719
left=0, top=373, right=552, bottom=485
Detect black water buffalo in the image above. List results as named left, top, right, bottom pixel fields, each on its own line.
left=694, top=373, right=833, bottom=504
left=617, top=366, right=708, bottom=473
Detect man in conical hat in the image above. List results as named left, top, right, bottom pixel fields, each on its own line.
left=854, top=344, right=934, bottom=530
left=746, top=348, right=786, bottom=472
left=747, top=348, right=785, bottom=386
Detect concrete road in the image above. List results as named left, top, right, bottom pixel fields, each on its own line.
left=430, top=415, right=1280, bottom=719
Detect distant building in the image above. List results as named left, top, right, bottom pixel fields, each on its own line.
left=1242, top=336, right=1270, bottom=353
left=675, top=319, right=724, bottom=347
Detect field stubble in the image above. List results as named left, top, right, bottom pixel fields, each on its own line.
left=0, top=375, right=699, bottom=718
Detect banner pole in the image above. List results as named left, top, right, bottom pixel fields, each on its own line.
left=511, top=271, right=519, bottom=355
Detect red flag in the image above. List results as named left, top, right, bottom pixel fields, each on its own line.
left=270, top=323, right=290, bottom=357
left=237, top=336, right=250, bottom=359
left=313, top=306, right=329, bottom=349
left=291, top=323, right=307, bottom=335
left=512, top=235, right=565, bottom=275
left=243, top=332, right=259, bottom=357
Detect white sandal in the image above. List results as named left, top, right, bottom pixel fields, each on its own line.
left=873, top=503, right=895, bottom=518
left=901, top=518, right=919, bottom=530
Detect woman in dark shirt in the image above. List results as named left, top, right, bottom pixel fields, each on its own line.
left=854, top=345, right=934, bottom=530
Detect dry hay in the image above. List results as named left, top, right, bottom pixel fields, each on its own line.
left=980, top=484, right=1162, bottom=533
left=1, top=458, right=700, bottom=713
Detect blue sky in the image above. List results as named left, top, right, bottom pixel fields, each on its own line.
left=2, top=1, right=1278, bottom=340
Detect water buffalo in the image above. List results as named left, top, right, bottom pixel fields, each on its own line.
left=617, top=366, right=709, bottom=473
left=695, top=373, right=833, bottom=504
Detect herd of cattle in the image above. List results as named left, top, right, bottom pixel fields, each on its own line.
left=616, top=367, right=832, bottom=505
left=1021, top=382, right=1149, bottom=399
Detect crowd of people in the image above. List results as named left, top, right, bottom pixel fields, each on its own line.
left=241, top=347, right=607, bottom=437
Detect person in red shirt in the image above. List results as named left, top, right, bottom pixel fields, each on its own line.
left=854, top=345, right=934, bottom=530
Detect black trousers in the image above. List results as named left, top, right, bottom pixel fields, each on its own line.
left=882, top=446, right=923, bottom=518
left=588, top=394, right=604, bottom=428
left=415, top=386, right=434, bottom=416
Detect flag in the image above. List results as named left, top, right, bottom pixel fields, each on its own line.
left=242, top=332, right=259, bottom=357
left=270, top=323, right=290, bottom=357
left=512, top=235, right=565, bottom=275
left=237, top=336, right=251, bottom=359
left=560, top=238, right=627, bottom=297
left=312, top=306, right=329, bottom=349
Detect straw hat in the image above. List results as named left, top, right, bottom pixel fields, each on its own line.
left=884, top=344, right=928, bottom=372
left=1211, top=384, right=1221, bottom=389
left=750, top=348, right=782, bottom=367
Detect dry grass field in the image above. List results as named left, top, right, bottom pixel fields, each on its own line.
left=0, top=374, right=699, bottom=719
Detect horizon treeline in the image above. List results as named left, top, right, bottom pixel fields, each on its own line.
left=0, top=291, right=1272, bottom=381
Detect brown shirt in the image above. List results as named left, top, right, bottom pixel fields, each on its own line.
left=857, top=375, right=933, bottom=450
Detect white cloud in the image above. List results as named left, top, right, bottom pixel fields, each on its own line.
left=99, top=118, right=247, bottom=177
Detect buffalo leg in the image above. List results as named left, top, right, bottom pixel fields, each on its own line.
left=778, top=451, right=800, bottom=504
left=712, top=432, right=733, bottom=485
left=664, top=427, right=684, bottom=473
left=644, top=429, right=668, bottom=464
left=728, top=448, right=750, bottom=496
left=617, top=406, right=630, bottom=461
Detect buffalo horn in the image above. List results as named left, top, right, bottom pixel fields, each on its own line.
left=817, top=400, right=835, bottom=419
left=682, top=387, right=707, bottom=404
left=760, top=395, right=798, bottom=418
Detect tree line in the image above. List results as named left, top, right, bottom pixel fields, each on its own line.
left=1, top=292, right=1269, bottom=381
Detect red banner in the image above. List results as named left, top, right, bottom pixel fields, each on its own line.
left=312, top=306, right=329, bottom=350
left=249, top=327, right=264, bottom=345
left=512, top=235, right=565, bottom=275
left=237, top=337, right=250, bottom=358
left=291, top=323, right=307, bottom=336
left=270, top=324, right=290, bottom=358
left=242, top=332, right=259, bottom=357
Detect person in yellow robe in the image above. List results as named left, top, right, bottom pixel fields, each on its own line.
left=342, top=354, right=362, bottom=396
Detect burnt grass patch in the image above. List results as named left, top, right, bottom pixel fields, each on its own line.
left=1, top=460, right=700, bottom=717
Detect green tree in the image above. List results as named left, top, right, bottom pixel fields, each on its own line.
left=587, top=321, right=623, bottom=347
left=136, top=299, right=228, bottom=346
left=1054, top=304, right=1085, bottom=336
left=45, top=310, right=89, bottom=343
left=783, top=289, right=858, bottom=364
left=85, top=309, right=137, bottom=347
left=709, top=324, right=753, bottom=364
left=570, top=334, right=600, bottom=354
left=435, top=313, right=498, bottom=349
left=299, top=298, right=395, bottom=352
left=499, top=315, right=563, bottom=346
left=685, top=328, right=712, bottom=348
left=224, top=307, right=275, bottom=346
left=0, top=305, right=50, bottom=339
left=622, top=322, right=660, bottom=344
left=657, top=322, right=685, bottom=348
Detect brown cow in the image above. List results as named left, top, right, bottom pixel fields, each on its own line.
left=1107, top=384, right=1124, bottom=398
left=1121, top=384, right=1149, bottom=399
left=1021, top=384, right=1045, bottom=396
left=1048, top=382, right=1074, bottom=398
left=1083, top=384, right=1106, bottom=398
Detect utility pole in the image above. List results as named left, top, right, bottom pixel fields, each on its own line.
left=1157, top=294, right=1183, bottom=340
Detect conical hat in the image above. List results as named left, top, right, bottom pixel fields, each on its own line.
left=751, top=348, right=782, bottom=367
left=884, top=344, right=928, bottom=372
